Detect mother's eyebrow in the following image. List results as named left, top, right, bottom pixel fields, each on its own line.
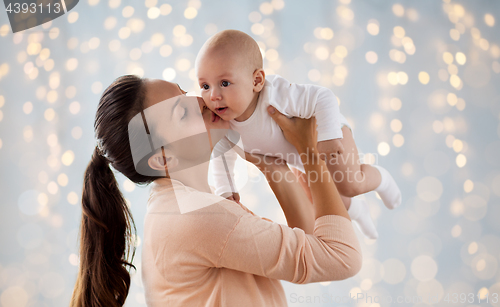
left=170, top=97, right=181, bottom=119
left=176, top=83, right=186, bottom=94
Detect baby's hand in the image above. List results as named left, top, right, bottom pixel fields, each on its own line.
left=317, top=139, right=344, bottom=159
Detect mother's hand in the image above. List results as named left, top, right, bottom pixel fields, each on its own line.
left=267, top=107, right=349, bottom=221
left=243, top=148, right=315, bottom=234
left=266, top=106, right=318, bottom=154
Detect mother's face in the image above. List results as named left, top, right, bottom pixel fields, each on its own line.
left=143, top=79, right=229, bottom=133
left=140, top=79, right=230, bottom=174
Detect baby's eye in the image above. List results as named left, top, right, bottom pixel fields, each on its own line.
left=202, top=84, right=209, bottom=90
left=221, top=80, right=230, bottom=87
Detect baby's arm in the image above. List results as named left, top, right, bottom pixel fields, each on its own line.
left=310, top=86, right=343, bottom=143
left=269, top=76, right=344, bottom=156
left=211, top=136, right=239, bottom=201
left=313, top=88, right=345, bottom=158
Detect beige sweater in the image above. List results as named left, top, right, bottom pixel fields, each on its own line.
left=141, top=178, right=362, bottom=306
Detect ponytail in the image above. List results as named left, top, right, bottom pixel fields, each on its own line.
left=71, top=75, right=157, bottom=306
left=70, top=147, right=136, bottom=307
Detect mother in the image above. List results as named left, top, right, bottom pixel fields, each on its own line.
left=70, top=75, right=362, bottom=307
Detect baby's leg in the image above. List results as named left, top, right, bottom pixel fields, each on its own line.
left=323, top=126, right=401, bottom=209
left=290, top=167, right=378, bottom=239
left=323, top=126, right=381, bottom=197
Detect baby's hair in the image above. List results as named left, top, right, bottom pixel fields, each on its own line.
left=197, top=29, right=263, bottom=73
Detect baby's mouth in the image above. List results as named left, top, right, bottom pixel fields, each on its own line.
left=216, top=107, right=228, bottom=114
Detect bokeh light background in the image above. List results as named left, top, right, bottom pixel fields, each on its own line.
left=1, top=0, right=500, bottom=306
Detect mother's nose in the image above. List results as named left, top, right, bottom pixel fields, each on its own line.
left=196, top=96, right=207, bottom=112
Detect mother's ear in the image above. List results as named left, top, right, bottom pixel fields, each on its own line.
left=252, top=69, right=266, bottom=92
left=148, top=149, right=178, bottom=173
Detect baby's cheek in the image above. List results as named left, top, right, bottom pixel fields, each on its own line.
left=200, top=94, right=211, bottom=107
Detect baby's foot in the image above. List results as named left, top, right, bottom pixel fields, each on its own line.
left=373, top=165, right=402, bottom=210
left=347, top=198, right=378, bottom=240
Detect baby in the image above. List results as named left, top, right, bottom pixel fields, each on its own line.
left=195, top=30, right=401, bottom=239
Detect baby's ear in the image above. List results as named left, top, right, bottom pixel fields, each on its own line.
left=252, top=69, right=266, bottom=92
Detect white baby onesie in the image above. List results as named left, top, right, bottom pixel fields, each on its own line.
left=210, top=74, right=349, bottom=196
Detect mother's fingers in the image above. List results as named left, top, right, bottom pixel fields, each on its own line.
left=267, top=106, right=292, bottom=130
left=267, top=105, right=318, bottom=151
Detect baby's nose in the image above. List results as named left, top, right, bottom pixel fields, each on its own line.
left=210, top=89, right=221, bottom=101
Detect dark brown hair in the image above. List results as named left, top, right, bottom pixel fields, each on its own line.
left=71, top=75, right=160, bottom=307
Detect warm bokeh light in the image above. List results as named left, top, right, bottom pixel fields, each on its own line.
left=484, top=13, right=495, bottom=27
left=456, top=154, right=467, bottom=167
left=378, top=142, right=390, bottom=156
left=392, top=3, right=404, bottom=17
left=67, top=12, right=79, bottom=24
left=365, top=51, right=378, bottom=64
left=367, top=19, right=380, bottom=35
left=455, top=52, right=466, bottom=65
left=418, top=71, right=430, bottom=84
left=163, top=67, right=176, bottom=81
left=390, top=119, right=403, bottom=132
left=393, top=134, right=404, bottom=147
left=463, top=179, right=474, bottom=193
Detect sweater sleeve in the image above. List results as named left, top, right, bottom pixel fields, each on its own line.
left=216, top=213, right=362, bottom=284
left=267, top=75, right=343, bottom=142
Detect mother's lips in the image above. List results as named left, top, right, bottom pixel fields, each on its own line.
left=211, top=112, right=221, bottom=123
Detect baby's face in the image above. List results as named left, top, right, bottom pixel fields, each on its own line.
left=197, top=50, right=256, bottom=121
